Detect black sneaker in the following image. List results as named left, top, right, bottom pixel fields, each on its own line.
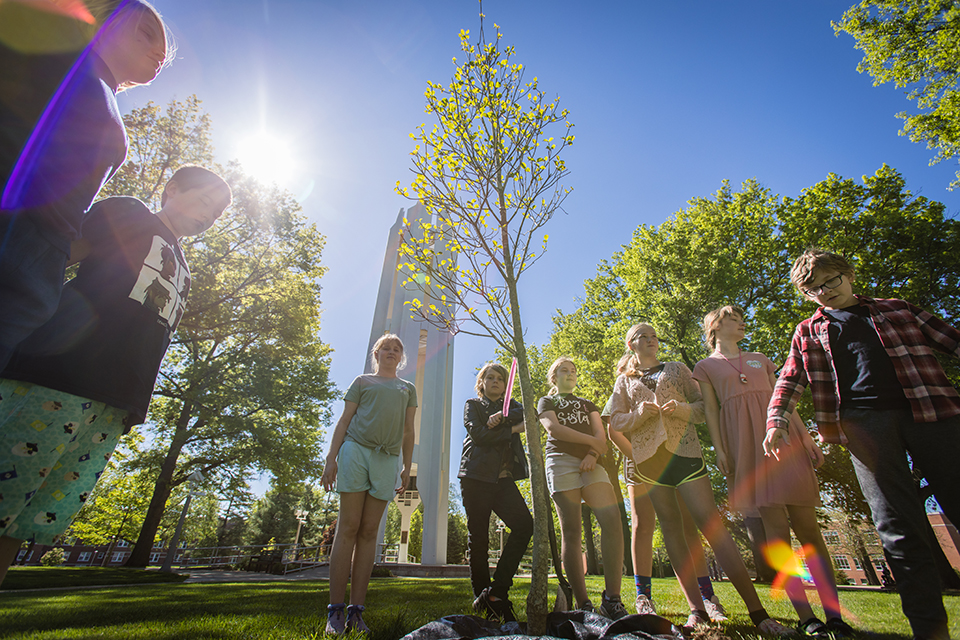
left=599, top=591, right=628, bottom=620
left=798, top=617, right=828, bottom=637
left=489, top=595, right=517, bottom=623
left=474, top=588, right=516, bottom=623
left=473, top=588, right=498, bottom=619
left=825, top=618, right=856, bottom=638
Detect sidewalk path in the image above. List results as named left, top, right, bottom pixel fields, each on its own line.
left=182, top=566, right=330, bottom=583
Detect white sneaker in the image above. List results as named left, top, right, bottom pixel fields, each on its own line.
left=757, top=617, right=800, bottom=637
left=703, top=594, right=727, bottom=621
left=634, top=593, right=657, bottom=615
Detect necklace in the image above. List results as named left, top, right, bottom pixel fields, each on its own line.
left=718, top=349, right=748, bottom=384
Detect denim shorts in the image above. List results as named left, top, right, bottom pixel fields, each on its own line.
left=545, top=452, right=611, bottom=495
left=336, top=440, right=400, bottom=502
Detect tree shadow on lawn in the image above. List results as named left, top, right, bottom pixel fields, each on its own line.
left=1, top=577, right=956, bottom=640
left=0, top=578, right=473, bottom=639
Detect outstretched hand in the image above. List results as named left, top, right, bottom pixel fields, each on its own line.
left=762, top=427, right=790, bottom=461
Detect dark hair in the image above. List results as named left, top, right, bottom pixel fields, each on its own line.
left=162, top=166, right=232, bottom=208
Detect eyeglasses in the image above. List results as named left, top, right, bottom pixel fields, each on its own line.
left=803, top=274, right=843, bottom=297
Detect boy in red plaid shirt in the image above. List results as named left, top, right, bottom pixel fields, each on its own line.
left=765, top=248, right=960, bottom=640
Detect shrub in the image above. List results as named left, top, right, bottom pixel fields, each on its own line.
left=40, top=548, right=66, bottom=566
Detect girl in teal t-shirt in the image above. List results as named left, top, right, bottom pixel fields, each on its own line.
left=321, top=334, right=417, bottom=635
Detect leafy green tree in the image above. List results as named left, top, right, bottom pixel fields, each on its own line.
left=244, top=483, right=334, bottom=548
left=396, top=17, right=573, bottom=631
left=834, top=1, right=960, bottom=188
left=94, top=98, right=336, bottom=567
left=68, top=435, right=153, bottom=548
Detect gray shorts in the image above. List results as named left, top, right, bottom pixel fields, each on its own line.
left=545, top=452, right=611, bottom=495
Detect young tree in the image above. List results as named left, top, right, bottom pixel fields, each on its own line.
left=834, top=0, right=960, bottom=188
left=396, top=16, right=574, bottom=631
left=95, top=98, right=336, bottom=567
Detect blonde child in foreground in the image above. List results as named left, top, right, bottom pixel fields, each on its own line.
left=695, top=306, right=851, bottom=637
left=609, top=323, right=796, bottom=635
left=767, top=249, right=960, bottom=640
left=321, top=334, right=417, bottom=635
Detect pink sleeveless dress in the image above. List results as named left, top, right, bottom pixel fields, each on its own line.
left=693, top=353, right=820, bottom=511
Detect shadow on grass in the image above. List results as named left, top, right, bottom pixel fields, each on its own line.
left=0, top=578, right=472, bottom=640
left=0, top=575, right=956, bottom=639
left=1, top=567, right=187, bottom=590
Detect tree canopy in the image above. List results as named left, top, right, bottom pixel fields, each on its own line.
left=834, top=0, right=960, bottom=187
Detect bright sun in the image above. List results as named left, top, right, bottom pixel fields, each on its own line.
left=236, top=132, right=296, bottom=186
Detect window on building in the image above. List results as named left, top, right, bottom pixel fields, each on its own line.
left=853, top=557, right=862, bottom=570
left=77, top=552, right=93, bottom=563
left=833, top=555, right=851, bottom=570
left=16, top=550, right=26, bottom=561
left=150, top=552, right=161, bottom=563
left=116, top=540, right=129, bottom=547
left=111, top=552, right=124, bottom=563
left=823, top=531, right=841, bottom=546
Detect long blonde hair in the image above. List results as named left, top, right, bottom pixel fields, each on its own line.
left=620, top=323, right=657, bottom=378
left=86, top=0, right=176, bottom=90
left=702, top=305, right=745, bottom=351
left=546, top=357, right=576, bottom=395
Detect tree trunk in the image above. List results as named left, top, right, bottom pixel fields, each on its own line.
left=514, top=345, right=552, bottom=634
left=125, top=412, right=191, bottom=568
left=582, top=505, right=598, bottom=575
left=743, top=516, right=775, bottom=582
left=602, top=451, right=632, bottom=575
left=847, top=517, right=880, bottom=586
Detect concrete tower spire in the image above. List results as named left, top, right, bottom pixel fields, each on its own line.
left=367, top=203, right=455, bottom=564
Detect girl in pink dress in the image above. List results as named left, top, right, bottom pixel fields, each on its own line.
left=693, top=306, right=852, bottom=637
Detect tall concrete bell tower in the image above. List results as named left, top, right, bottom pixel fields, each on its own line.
left=367, top=203, right=455, bottom=564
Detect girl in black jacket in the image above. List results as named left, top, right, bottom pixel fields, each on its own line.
left=458, top=362, right=532, bottom=623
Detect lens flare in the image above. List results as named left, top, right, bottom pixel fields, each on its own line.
left=762, top=540, right=813, bottom=595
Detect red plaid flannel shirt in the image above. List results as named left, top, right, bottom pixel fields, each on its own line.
left=767, top=296, right=960, bottom=432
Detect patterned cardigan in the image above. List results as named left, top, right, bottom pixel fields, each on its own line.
left=609, top=361, right=705, bottom=464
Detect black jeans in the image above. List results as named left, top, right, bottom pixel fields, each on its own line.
left=461, top=477, right=533, bottom=599
left=841, top=408, right=960, bottom=640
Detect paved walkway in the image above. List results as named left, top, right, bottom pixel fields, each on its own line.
left=182, top=566, right=330, bottom=583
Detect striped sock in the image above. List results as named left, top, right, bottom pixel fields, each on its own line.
left=634, top=575, right=652, bottom=598
left=697, top=576, right=715, bottom=600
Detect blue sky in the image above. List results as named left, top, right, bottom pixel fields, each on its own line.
left=124, top=0, right=960, bottom=493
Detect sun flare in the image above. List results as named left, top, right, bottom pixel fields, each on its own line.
left=236, top=132, right=296, bottom=186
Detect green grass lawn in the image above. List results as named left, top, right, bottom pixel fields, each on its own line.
left=0, top=570, right=957, bottom=639
left=0, top=567, right=187, bottom=590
